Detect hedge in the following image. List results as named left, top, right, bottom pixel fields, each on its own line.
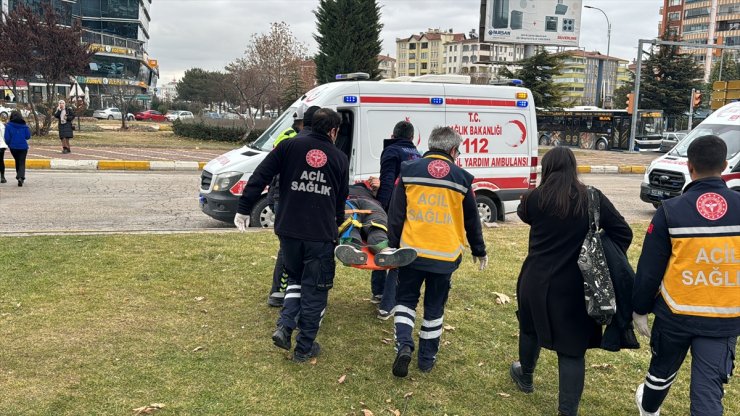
left=172, top=119, right=265, bottom=143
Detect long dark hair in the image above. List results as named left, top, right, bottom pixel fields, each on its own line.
left=537, top=147, right=587, bottom=219
left=9, top=111, right=25, bottom=124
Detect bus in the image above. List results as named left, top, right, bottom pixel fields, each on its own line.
left=536, top=108, right=664, bottom=151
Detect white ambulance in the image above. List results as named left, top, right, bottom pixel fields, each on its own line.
left=199, top=74, right=539, bottom=227
left=640, top=101, right=740, bottom=207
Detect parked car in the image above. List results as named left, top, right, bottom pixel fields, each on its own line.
left=165, top=110, right=195, bottom=121
left=657, top=131, right=688, bottom=152
left=221, top=112, right=241, bottom=120
left=135, top=110, right=167, bottom=122
left=93, top=107, right=135, bottom=121
left=202, top=111, right=222, bottom=119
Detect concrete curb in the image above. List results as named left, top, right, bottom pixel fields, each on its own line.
left=12, top=159, right=649, bottom=174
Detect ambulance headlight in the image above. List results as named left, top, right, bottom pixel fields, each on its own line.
left=212, top=171, right=243, bottom=192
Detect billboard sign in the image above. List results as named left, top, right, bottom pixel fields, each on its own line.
left=480, top=0, right=583, bottom=47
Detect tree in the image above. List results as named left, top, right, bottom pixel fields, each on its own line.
left=497, top=51, right=566, bottom=109
left=0, top=5, right=38, bottom=116
left=176, top=68, right=213, bottom=104
left=103, top=84, right=139, bottom=130
left=637, top=43, right=703, bottom=116
left=613, top=82, right=632, bottom=110
left=280, top=65, right=305, bottom=110
left=314, top=0, right=383, bottom=83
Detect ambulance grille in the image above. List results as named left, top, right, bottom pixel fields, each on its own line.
left=200, top=170, right=213, bottom=191
left=649, top=169, right=685, bottom=192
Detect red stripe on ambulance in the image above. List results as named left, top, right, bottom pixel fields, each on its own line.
left=473, top=177, right=529, bottom=190
left=360, top=96, right=431, bottom=104
left=447, top=98, right=517, bottom=107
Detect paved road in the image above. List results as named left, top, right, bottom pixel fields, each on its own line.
left=0, top=171, right=655, bottom=235
left=28, top=145, right=226, bottom=161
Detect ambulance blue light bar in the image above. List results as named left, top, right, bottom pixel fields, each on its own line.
left=511, top=79, right=523, bottom=85
left=343, top=96, right=358, bottom=104
left=517, top=100, right=529, bottom=108
left=335, top=72, right=370, bottom=81
left=430, top=97, right=444, bottom=105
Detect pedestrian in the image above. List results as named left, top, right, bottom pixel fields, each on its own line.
left=633, top=135, right=739, bottom=416
left=265, top=105, right=321, bottom=308
left=54, top=99, right=75, bottom=154
left=234, top=108, right=349, bottom=362
left=387, top=126, right=487, bottom=377
left=509, top=146, right=632, bottom=416
left=373, top=120, right=422, bottom=319
left=4, top=111, right=31, bottom=187
left=0, top=119, right=6, bottom=183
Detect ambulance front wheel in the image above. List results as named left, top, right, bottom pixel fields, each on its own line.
left=476, top=195, right=498, bottom=223
left=250, top=197, right=275, bottom=228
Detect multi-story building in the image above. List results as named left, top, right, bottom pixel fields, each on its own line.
left=442, top=37, right=525, bottom=82
left=554, top=51, right=630, bottom=108
left=659, top=0, right=686, bottom=37
left=2, top=0, right=158, bottom=108
left=378, top=54, right=397, bottom=79
left=157, top=79, right=178, bottom=101
left=396, top=28, right=465, bottom=77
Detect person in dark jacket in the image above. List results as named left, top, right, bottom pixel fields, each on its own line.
left=509, top=146, right=632, bottom=416
left=4, top=111, right=32, bottom=187
left=633, top=135, right=739, bottom=416
left=372, top=121, right=422, bottom=319
left=387, top=126, right=487, bottom=378
left=234, top=108, right=349, bottom=363
left=54, top=100, right=75, bottom=154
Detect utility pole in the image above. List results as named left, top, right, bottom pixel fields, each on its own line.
left=688, top=88, right=695, bottom=130
left=704, top=0, right=719, bottom=82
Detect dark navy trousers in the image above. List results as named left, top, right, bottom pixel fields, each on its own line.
left=371, top=268, right=398, bottom=313
left=394, top=266, right=451, bottom=367
left=270, top=202, right=287, bottom=296
left=277, top=236, right=335, bottom=354
left=642, top=319, right=737, bottom=416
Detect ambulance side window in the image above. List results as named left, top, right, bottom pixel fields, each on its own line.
left=335, top=110, right=354, bottom=159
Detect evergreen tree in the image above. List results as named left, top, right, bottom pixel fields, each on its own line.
left=638, top=44, right=703, bottom=116
left=281, top=66, right=305, bottom=110
left=314, top=0, right=383, bottom=83
left=498, top=51, right=566, bottom=109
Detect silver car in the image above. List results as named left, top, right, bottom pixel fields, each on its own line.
left=93, top=107, right=134, bottom=121
left=165, top=110, right=194, bottom=121
left=658, top=131, right=688, bottom=152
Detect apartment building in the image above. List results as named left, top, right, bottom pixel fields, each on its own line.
left=659, top=0, right=686, bottom=37
left=396, top=29, right=465, bottom=77
left=378, top=55, right=397, bottom=79
left=442, top=38, right=524, bottom=79
left=554, top=51, right=630, bottom=108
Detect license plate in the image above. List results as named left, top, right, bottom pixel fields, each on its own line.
left=650, top=189, right=666, bottom=197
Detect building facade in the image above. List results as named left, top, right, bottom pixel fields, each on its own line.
left=378, top=54, right=397, bottom=79
left=659, top=0, right=686, bottom=37
left=396, top=29, right=465, bottom=77
left=2, top=0, right=158, bottom=108
left=554, top=51, right=630, bottom=108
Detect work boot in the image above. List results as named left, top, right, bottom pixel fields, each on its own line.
left=418, top=358, right=435, bottom=373
left=267, top=292, right=284, bottom=308
left=334, top=244, right=367, bottom=266
left=1, top=175, right=6, bottom=184
left=371, top=294, right=382, bottom=304
left=271, top=325, right=292, bottom=351
left=377, top=309, right=393, bottom=321
left=293, top=342, right=321, bottom=363
left=509, top=361, right=534, bottom=393
left=635, top=384, right=661, bottom=416
left=392, top=345, right=412, bottom=378
left=17, top=178, right=23, bottom=187
left=375, top=247, right=417, bottom=268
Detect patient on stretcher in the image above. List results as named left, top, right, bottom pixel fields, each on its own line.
left=335, top=178, right=417, bottom=269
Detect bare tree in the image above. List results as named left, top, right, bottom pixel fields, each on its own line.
left=102, top=84, right=139, bottom=130
left=225, top=58, right=271, bottom=132
left=0, top=6, right=39, bottom=117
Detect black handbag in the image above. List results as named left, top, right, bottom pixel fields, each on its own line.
left=578, top=187, right=616, bottom=325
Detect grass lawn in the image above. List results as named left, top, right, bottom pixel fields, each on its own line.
left=1, top=225, right=737, bottom=415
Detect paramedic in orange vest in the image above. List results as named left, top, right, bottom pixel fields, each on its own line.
left=387, top=126, right=487, bottom=377
left=633, top=135, right=739, bottom=416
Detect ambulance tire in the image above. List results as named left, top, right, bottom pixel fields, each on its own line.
left=250, top=197, right=275, bottom=228
left=476, top=195, right=498, bottom=223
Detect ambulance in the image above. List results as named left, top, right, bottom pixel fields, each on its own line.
left=640, top=101, right=740, bottom=207
left=199, top=73, right=539, bottom=227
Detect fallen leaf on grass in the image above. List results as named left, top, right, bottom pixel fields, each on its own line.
left=497, top=392, right=511, bottom=398
left=478, top=362, right=484, bottom=367
left=381, top=329, right=393, bottom=335
left=338, top=374, right=347, bottom=384
left=443, top=340, right=452, bottom=346
left=270, top=256, right=277, bottom=260
left=387, top=409, right=401, bottom=416
left=194, top=296, right=205, bottom=302
left=590, top=363, right=614, bottom=370
left=493, top=292, right=511, bottom=305
left=403, top=392, right=413, bottom=399
left=192, top=346, right=205, bottom=352
left=443, top=325, right=455, bottom=332
left=362, top=410, right=374, bottom=416
left=133, top=403, right=165, bottom=415
left=250, top=262, right=257, bottom=266
left=385, top=398, right=392, bottom=403
left=381, top=338, right=392, bottom=345
left=464, top=306, right=472, bottom=311
left=310, top=357, right=318, bottom=365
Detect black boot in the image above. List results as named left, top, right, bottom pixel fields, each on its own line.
left=271, top=325, right=292, bottom=351
left=17, top=178, right=23, bottom=187
left=392, top=345, right=413, bottom=378
left=510, top=361, right=534, bottom=393
left=292, top=342, right=321, bottom=363
left=1, top=175, right=6, bottom=183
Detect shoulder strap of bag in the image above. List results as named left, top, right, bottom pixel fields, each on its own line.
left=586, top=186, right=600, bottom=232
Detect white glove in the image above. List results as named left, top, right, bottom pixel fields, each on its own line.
left=234, top=213, right=250, bottom=231
left=632, top=312, right=651, bottom=339
left=472, top=255, right=488, bottom=271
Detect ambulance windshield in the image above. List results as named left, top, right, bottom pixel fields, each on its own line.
left=670, top=124, right=740, bottom=160
left=250, top=107, right=298, bottom=151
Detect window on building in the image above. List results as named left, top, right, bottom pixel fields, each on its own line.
left=409, top=63, right=416, bottom=69
left=462, top=56, right=469, bottom=63
left=454, top=45, right=458, bottom=51
left=472, top=45, right=478, bottom=52
left=432, top=41, right=438, bottom=47
left=431, top=62, right=437, bottom=69
left=717, top=19, right=740, bottom=31
left=409, top=43, right=416, bottom=50
left=463, top=45, right=470, bottom=52
left=421, top=63, right=428, bottom=70
left=421, top=52, right=428, bottom=59
left=684, top=8, right=710, bottom=19
left=668, top=12, right=681, bottom=21
left=669, top=0, right=681, bottom=5
left=683, top=23, right=709, bottom=33
left=719, top=4, right=740, bottom=15
left=421, top=42, right=428, bottom=49
left=454, top=56, right=457, bottom=62
left=409, top=53, right=416, bottom=60
left=431, top=51, right=438, bottom=59
left=448, top=56, right=452, bottom=63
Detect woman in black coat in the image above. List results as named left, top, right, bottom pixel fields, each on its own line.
left=509, top=147, right=632, bottom=416
left=53, top=99, right=75, bottom=154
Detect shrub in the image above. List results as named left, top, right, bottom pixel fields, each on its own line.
left=172, top=119, right=265, bottom=143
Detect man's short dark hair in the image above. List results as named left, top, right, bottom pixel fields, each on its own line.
left=303, top=105, right=321, bottom=127
left=393, top=121, right=414, bottom=140
left=312, top=108, right=341, bottom=136
left=688, top=135, right=727, bottom=174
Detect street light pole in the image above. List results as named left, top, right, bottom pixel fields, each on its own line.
left=585, top=5, right=611, bottom=108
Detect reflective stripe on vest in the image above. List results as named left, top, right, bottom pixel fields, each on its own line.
left=661, top=226, right=740, bottom=318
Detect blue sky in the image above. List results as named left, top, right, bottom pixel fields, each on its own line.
left=149, top=0, right=663, bottom=82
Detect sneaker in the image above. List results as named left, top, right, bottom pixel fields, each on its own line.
left=271, top=325, right=292, bottom=351
left=509, top=361, right=534, bottom=393
left=418, top=359, right=435, bottom=373
left=370, top=294, right=382, bottom=304
left=635, top=383, right=661, bottom=416
left=392, top=345, right=412, bottom=377
left=267, top=292, right=284, bottom=308
left=293, top=342, right=321, bottom=362
left=375, top=247, right=417, bottom=268
left=334, top=244, right=368, bottom=266
left=377, top=309, right=393, bottom=320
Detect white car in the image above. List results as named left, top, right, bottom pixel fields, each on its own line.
left=93, top=107, right=134, bottom=121
left=165, top=110, right=194, bottom=121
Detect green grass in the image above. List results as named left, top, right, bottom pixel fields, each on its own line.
left=0, top=226, right=737, bottom=415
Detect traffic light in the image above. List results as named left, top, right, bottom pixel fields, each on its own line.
left=627, top=92, right=635, bottom=114
left=692, top=90, right=703, bottom=107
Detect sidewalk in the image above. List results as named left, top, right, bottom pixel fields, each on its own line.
left=8, top=145, right=657, bottom=173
